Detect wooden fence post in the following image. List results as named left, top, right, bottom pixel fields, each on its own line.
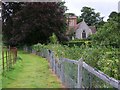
left=51, top=52, right=53, bottom=70
left=9, top=46, right=12, bottom=68
left=77, top=58, right=83, bottom=88
left=15, top=48, right=17, bottom=63
left=118, top=81, right=120, bottom=90
left=53, top=54, right=56, bottom=73
left=49, top=51, right=52, bottom=68
left=8, top=46, right=10, bottom=69
left=2, top=47, right=4, bottom=71
left=6, top=49, right=8, bottom=70
left=60, top=58, right=65, bottom=84
left=46, top=49, right=49, bottom=61
left=13, top=48, right=16, bottom=64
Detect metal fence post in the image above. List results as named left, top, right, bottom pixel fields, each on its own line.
left=77, top=58, right=83, bottom=88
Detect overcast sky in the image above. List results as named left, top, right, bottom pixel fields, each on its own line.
left=0, top=0, right=119, bottom=21
left=64, top=0, right=120, bottom=21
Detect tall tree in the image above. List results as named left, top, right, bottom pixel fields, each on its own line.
left=2, top=2, right=24, bottom=45
left=91, top=12, right=120, bottom=48
left=77, top=16, right=82, bottom=24
left=79, top=6, right=104, bottom=28
left=2, top=2, right=67, bottom=46
left=108, top=11, right=119, bottom=22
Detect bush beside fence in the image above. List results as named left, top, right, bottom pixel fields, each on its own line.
left=23, top=46, right=120, bottom=89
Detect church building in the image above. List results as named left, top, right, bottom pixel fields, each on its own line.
left=66, top=15, right=96, bottom=39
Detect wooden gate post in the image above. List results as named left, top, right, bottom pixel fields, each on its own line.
left=77, top=58, right=83, bottom=88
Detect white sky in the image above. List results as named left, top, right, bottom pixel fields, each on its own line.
left=64, top=0, right=120, bottom=21
left=0, top=0, right=119, bottom=20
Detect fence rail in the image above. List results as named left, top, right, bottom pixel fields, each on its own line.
left=82, top=62, right=119, bottom=88
left=23, top=46, right=120, bottom=89
left=0, top=46, right=17, bottom=72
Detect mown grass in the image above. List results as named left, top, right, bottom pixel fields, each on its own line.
left=2, top=50, right=63, bottom=88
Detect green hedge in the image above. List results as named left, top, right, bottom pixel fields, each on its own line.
left=63, top=40, right=92, bottom=47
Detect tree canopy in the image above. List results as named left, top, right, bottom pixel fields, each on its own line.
left=78, top=6, right=104, bottom=28
left=91, top=12, right=120, bottom=48
left=2, top=2, right=67, bottom=46
left=108, top=11, right=119, bottom=22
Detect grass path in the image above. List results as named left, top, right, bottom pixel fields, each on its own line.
left=2, top=51, right=63, bottom=88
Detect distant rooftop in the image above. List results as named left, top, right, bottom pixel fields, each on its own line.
left=75, top=20, right=96, bottom=34
left=68, top=16, right=77, bottom=18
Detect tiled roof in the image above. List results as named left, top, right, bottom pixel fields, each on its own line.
left=67, top=16, right=77, bottom=19
left=75, top=21, right=96, bottom=33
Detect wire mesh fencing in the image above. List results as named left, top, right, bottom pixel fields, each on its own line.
left=82, top=67, right=115, bottom=88
left=62, top=59, right=78, bottom=88
left=23, top=46, right=120, bottom=89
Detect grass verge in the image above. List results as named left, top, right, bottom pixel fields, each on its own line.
left=2, top=50, right=63, bottom=88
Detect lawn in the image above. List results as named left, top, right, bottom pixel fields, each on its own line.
left=2, top=50, right=63, bottom=88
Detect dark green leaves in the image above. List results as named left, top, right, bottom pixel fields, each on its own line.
left=2, top=2, right=67, bottom=46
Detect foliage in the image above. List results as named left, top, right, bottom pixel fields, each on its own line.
left=49, top=33, right=58, bottom=44
left=32, top=43, right=120, bottom=80
left=91, top=12, right=120, bottom=48
left=79, top=6, right=105, bottom=28
left=64, top=40, right=92, bottom=47
left=2, top=2, right=23, bottom=45
left=77, top=16, right=82, bottom=24
left=2, top=2, right=67, bottom=46
left=108, top=11, right=118, bottom=21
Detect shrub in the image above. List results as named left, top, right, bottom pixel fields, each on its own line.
left=49, top=33, right=58, bottom=44
left=32, top=43, right=120, bottom=80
